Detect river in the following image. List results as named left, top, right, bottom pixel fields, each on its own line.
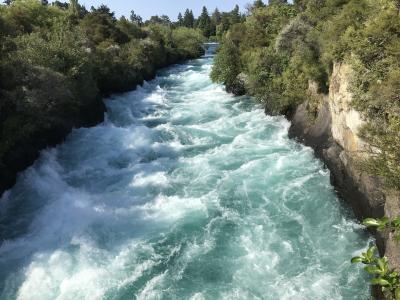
left=0, top=47, right=371, bottom=299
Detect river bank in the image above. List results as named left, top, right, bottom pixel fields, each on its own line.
left=0, top=50, right=204, bottom=197
left=0, top=2, right=206, bottom=197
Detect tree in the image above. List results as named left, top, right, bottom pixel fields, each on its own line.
left=81, top=7, right=128, bottom=44
left=91, top=4, right=115, bottom=20
left=211, top=36, right=241, bottom=92
left=212, top=8, right=222, bottom=24
left=230, top=5, right=241, bottom=24
left=253, top=0, right=266, bottom=8
left=216, top=13, right=231, bottom=38
left=183, top=9, right=194, bottom=28
left=130, top=10, right=143, bottom=26
left=69, top=0, right=79, bottom=16
left=160, top=15, right=171, bottom=25
left=52, top=1, right=69, bottom=10
left=147, top=15, right=171, bottom=26
left=197, top=6, right=212, bottom=37
left=269, top=0, right=288, bottom=5
left=177, top=12, right=183, bottom=26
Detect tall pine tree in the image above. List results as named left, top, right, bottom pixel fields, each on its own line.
left=130, top=10, right=143, bottom=26
left=230, top=5, right=241, bottom=24
left=177, top=12, right=183, bottom=26
left=183, top=9, right=194, bottom=28
left=212, top=8, right=222, bottom=25
left=197, top=6, right=213, bottom=37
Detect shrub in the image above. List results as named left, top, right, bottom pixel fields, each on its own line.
left=171, top=27, right=205, bottom=58
left=210, top=37, right=241, bottom=91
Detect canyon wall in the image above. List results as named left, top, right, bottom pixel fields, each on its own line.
left=288, top=62, right=400, bottom=274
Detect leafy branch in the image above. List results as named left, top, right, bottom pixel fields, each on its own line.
left=363, top=217, right=400, bottom=241
left=352, top=246, right=400, bottom=300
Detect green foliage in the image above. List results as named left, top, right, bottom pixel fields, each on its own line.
left=79, top=7, right=129, bottom=45
left=253, top=0, right=266, bottom=9
left=183, top=9, right=194, bottom=28
left=346, top=4, right=400, bottom=189
left=130, top=10, right=142, bottom=26
left=14, top=18, right=89, bottom=77
left=174, top=4, right=245, bottom=41
left=351, top=215, right=400, bottom=298
left=116, top=17, right=146, bottom=40
left=211, top=2, right=304, bottom=114
left=352, top=246, right=400, bottom=299
left=351, top=245, right=377, bottom=264
left=363, top=216, right=400, bottom=242
left=197, top=6, right=213, bottom=38
left=210, top=37, right=241, bottom=90
left=171, top=27, right=205, bottom=58
left=0, top=0, right=63, bottom=35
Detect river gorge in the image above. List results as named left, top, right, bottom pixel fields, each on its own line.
left=0, top=47, right=372, bottom=299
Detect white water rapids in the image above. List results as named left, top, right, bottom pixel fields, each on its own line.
left=0, top=49, right=371, bottom=299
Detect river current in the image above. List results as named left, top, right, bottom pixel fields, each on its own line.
left=0, top=48, right=371, bottom=299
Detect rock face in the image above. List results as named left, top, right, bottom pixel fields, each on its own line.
left=288, top=62, right=400, bottom=283
left=329, top=63, right=368, bottom=154
left=324, top=63, right=386, bottom=220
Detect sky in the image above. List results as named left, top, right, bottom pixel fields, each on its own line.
left=77, top=0, right=251, bottom=21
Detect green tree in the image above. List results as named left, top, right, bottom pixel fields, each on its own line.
left=216, top=13, right=231, bottom=38
left=52, top=1, right=69, bottom=10
left=269, top=0, right=288, bottom=5
left=211, top=36, right=241, bottom=91
left=130, top=10, right=142, bottom=26
left=90, top=4, right=115, bottom=19
left=183, top=9, right=194, bottom=28
left=147, top=15, right=171, bottom=26
left=197, top=6, right=213, bottom=37
left=230, top=5, right=241, bottom=24
left=177, top=12, right=183, bottom=26
left=212, top=8, right=221, bottom=25
left=253, top=0, right=266, bottom=9
left=80, top=7, right=128, bottom=45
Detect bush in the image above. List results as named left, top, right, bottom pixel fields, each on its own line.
left=211, top=37, right=241, bottom=92
left=171, top=27, right=205, bottom=58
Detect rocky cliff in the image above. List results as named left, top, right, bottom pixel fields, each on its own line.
left=288, top=62, right=400, bottom=279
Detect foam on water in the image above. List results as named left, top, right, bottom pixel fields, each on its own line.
left=0, top=54, right=371, bottom=299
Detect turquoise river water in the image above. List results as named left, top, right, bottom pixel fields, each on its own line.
left=0, top=48, right=371, bottom=299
